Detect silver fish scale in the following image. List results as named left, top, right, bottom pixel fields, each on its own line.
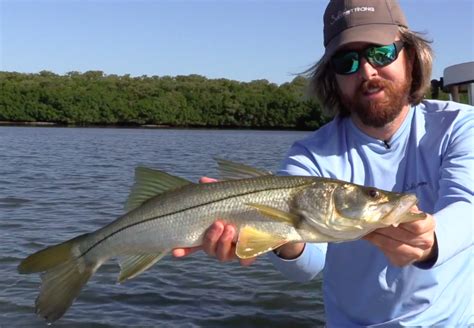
left=81, top=176, right=316, bottom=259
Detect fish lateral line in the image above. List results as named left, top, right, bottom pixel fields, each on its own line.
left=81, top=182, right=309, bottom=258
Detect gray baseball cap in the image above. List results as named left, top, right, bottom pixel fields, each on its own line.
left=323, top=0, right=408, bottom=57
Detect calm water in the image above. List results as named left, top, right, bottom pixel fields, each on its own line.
left=0, top=127, right=325, bottom=327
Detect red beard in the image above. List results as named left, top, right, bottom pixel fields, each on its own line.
left=342, top=76, right=411, bottom=128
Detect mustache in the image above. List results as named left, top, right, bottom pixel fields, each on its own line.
left=359, top=78, right=391, bottom=94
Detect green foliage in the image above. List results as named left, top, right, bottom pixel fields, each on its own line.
left=2, top=71, right=468, bottom=130
left=0, top=71, right=327, bottom=130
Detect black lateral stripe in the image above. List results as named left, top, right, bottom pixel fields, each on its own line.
left=81, top=183, right=306, bottom=257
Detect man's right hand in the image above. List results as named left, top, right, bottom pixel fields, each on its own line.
left=171, top=176, right=305, bottom=266
left=171, top=177, right=256, bottom=266
left=172, top=220, right=257, bottom=266
left=172, top=219, right=306, bottom=266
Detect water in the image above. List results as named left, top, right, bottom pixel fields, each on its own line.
left=0, top=127, right=325, bottom=327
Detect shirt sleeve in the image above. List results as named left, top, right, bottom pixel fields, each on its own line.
left=267, top=243, right=327, bottom=282
left=432, top=110, right=474, bottom=267
left=278, top=142, right=322, bottom=177
left=266, top=142, right=327, bottom=281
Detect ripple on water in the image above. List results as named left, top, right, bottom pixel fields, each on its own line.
left=1, top=128, right=324, bottom=327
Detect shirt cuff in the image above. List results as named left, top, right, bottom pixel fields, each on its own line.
left=267, top=243, right=326, bottom=282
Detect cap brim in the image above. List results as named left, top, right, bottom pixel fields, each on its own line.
left=325, top=24, right=399, bottom=58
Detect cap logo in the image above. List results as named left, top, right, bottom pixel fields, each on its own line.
left=330, top=7, right=375, bottom=25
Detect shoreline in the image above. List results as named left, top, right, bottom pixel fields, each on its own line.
left=0, top=121, right=59, bottom=127
left=0, top=121, right=310, bottom=131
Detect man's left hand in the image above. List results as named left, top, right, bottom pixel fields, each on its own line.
left=364, top=208, right=437, bottom=267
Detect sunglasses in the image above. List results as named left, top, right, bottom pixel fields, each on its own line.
left=331, top=41, right=405, bottom=75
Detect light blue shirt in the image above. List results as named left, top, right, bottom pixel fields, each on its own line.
left=269, top=100, right=474, bottom=327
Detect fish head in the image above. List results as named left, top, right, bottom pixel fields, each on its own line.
left=332, top=183, right=419, bottom=226
left=293, top=180, right=422, bottom=240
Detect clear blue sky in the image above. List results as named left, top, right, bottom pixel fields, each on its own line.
left=1, top=0, right=473, bottom=85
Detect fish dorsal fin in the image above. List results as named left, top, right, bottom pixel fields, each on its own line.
left=246, top=203, right=300, bottom=226
left=125, top=167, right=192, bottom=212
left=236, top=226, right=288, bottom=259
left=117, top=252, right=168, bottom=283
left=215, top=158, right=272, bottom=180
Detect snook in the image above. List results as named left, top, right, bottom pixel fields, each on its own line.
left=18, top=160, right=425, bottom=322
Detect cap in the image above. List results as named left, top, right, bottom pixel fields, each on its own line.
left=323, top=0, right=408, bottom=57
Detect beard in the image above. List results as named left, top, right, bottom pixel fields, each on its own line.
left=341, top=74, right=412, bottom=128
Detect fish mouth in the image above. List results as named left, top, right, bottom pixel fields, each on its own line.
left=382, top=194, right=418, bottom=226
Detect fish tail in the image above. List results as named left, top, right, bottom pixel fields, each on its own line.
left=18, top=234, right=101, bottom=322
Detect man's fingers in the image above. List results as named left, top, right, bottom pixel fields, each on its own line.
left=199, top=177, right=218, bottom=184
left=216, top=225, right=237, bottom=261
left=202, top=221, right=225, bottom=256
left=239, top=257, right=257, bottom=266
left=202, top=221, right=225, bottom=257
left=365, top=231, right=428, bottom=266
left=172, top=219, right=257, bottom=267
left=172, top=246, right=202, bottom=257
left=370, top=226, right=409, bottom=239
left=399, top=217, right=435, bottom=235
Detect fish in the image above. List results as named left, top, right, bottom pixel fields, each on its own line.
left=18, top=159, right=425, bottom=322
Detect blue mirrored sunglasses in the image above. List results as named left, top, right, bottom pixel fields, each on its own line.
left=331, top=41, right=405, bottom=75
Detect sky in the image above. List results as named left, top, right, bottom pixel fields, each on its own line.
left=1, top=0, right=473, bottom=85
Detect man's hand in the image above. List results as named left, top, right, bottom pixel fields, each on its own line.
left=172, top=177, right=256, bottom=266
left=172, top=220, right=256, bottom=266
left=364, top=207, right=437, bottom=267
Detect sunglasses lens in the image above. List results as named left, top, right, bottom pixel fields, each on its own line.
left=332, top=52, right=359, bottom=75
left=367, top=44, right=397, bottom=67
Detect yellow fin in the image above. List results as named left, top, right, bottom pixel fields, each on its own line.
left=246, top=203, right=300, bottom=225
left=117, top=252, right=168, bottom=283
left=215, top=158, right=272, bottom=180
left=125, top=167, right=192, bottom=212
left=236, top=226, right=288, bottom=259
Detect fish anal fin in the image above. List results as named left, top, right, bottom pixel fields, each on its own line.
left=236, top=226, right=288, bottom=259
left=246, top=203, right=299, bottom=226
left=117, top=252, right=168, bottom=283
left=125, top=167, right=192, bottom=212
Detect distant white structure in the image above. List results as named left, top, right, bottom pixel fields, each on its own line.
left=442, top=61, right=474, bottom=105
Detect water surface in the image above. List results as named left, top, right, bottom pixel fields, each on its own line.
left=0, top=127, right=325, bottom=327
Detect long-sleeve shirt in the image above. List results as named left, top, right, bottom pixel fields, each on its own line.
left=268, top=100, right=474, bottom=327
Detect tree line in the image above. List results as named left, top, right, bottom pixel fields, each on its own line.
left=0, top=71, right=329, bottom=130
left=0, top=71, right=463, bottom=130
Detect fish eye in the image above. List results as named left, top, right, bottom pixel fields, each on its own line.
left=367, top=189, right=380, bottom=199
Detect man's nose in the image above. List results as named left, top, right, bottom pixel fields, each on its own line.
left=358, top=57, right=378, bottom=80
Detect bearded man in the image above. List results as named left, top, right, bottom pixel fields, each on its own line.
left=174, top=0, right=474, bottom=325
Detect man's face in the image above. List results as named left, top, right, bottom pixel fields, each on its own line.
left=334, top=41, right=412, bottom=128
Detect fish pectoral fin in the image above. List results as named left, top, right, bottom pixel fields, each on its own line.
left=245, top=203, right=300, bottom=226
left=117, top=252, right=168, bottom=283
left=125, top=167, right=192, bottom=212
left=215, top=158, right=272, bottom=180
left=236, top=226, right=288, bottom=259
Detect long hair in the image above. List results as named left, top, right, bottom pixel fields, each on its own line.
left=306, top=27, right=433, bottom=117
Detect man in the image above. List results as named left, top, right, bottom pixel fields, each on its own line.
left=174, top=0, right=473, bottom=326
